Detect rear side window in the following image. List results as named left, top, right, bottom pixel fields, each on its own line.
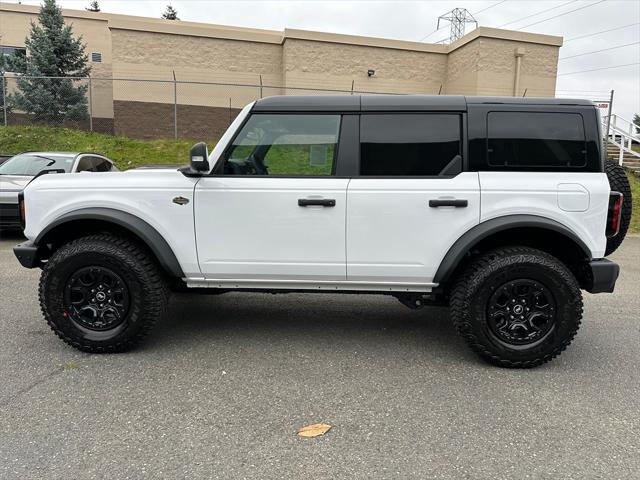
left=487, top=112, right=586, bottom=168
left=360, top=114, right=461, bottom=176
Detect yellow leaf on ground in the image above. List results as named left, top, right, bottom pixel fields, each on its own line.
left=297, top=423, right=332, bottom=438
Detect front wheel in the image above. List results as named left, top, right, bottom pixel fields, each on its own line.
left=450, top=247, right=583, bottom=368
left=39, top=234, right=169, bottom=352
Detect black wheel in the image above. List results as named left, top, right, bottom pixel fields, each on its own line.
left=450, top=247, right=582, bottom=368
left=39, top=234, right=169, bottom=352
left=604, top=160, right=632, bottom=256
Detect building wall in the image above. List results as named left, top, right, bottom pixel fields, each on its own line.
left=0, top=2, right=563, bottom=139
left=282, top=34, right=447, bottom=94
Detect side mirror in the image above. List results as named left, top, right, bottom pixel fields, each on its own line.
left=189, top=142, right=209, bottom=172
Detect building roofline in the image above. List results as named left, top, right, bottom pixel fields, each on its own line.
left=0, top=1, right=563, bottom=51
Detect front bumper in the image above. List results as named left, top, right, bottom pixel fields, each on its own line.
left=584, top=259, right=619, bottom=294
left=13, top=241, right=43, bottom=269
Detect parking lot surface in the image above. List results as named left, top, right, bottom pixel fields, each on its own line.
left=0, top=232, right=639, bottom=479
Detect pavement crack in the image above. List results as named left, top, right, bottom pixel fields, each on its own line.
left=0, top=367, right=65, bottom=408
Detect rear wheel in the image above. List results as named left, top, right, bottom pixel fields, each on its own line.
left=39, top=234, right=169, bottom=352
left=450, top=247, right=582, bottom=368
left=604, top=160, right=632, bottom=255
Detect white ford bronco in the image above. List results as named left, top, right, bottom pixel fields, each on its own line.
left=13, top=95, right=632, bottom=367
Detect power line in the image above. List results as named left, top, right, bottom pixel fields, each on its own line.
left=516, top=0, right=607, bottom=31
left=473, top=0, right=509, bottom=16
left=558, top=62, right=640, bottom=76
left=419, top=26, right=447, bottom=42
left=564, top=22, right=640, bottom=42
left=497, top=0, right=578, bottom=28
left=559, top=41, right=640, bottom=60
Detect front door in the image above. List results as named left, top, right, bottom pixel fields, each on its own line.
left=195, top=113, right=348, bottom=282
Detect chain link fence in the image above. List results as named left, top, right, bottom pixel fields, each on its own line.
left=0, top=74, right=404, bottom=142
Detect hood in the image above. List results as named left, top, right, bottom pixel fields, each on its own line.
left=0, top=175, right=31, bottom=203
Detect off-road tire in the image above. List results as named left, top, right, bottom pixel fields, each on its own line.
left=39, top=234, right=169, bottom=352
left=604, top=160, right=632, bottom=256
left=450, top=247, right=583, bottom=368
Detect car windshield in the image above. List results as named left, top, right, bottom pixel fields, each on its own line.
left=0, top=154, right=75, bottom=176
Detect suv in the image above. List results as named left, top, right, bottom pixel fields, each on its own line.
left=13, top=96, right=631, bottom=368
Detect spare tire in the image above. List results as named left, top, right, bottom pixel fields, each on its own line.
left=604, top=160, right=632, bottom=256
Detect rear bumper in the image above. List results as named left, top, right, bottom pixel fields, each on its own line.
left=584, top=259, right=619, bottom=294
left=13, top=241, right=43, bottom=269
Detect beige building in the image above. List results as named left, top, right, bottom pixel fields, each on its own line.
left=0, top=2, right=563, bottom=139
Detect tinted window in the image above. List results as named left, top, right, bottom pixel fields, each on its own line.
left=487, top=112, right=586, bottom=168
left=92, top=157, right=114, bottom=172
left=223, top=114, right=340, bottom=176
left=76, top=157, right=94, bottom=172
left=0, top=154, right=74, bottom=175
left=360, top=114, right=461, bottom=176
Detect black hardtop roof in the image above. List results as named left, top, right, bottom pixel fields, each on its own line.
left=252, top=95, right=595, bottom=112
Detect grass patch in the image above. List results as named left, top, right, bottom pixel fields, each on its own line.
left=627, top=171, right=640, bottom=234
left=0, top=126, right=213, bottom=170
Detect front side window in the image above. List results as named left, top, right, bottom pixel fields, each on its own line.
left=222, top=114, right=341, bottom=176
left=487, top=112, right=587, bottom=168
left=0, top=154, right=74, bottom=176
left=360, top=114, right=461, bottom=176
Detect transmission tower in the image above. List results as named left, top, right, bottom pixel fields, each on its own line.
left=437, top=8, right=478, bottom=43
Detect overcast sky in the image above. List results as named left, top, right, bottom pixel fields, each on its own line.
left=8, top=0, right=640, bottom=120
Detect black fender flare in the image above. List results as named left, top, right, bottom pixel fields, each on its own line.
left=433, top=214, right=592, bottom=284
left=35, top=207, right=184, bottom=278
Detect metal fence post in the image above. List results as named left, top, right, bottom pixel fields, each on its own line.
left=172, top=70, right=178, bottom=140
left=1, top=74, right=7, bottom=127
left=605, top=89, right=614, bottom=141
left=259, top=74, right=263, bottom=99
left=88, top=75, right=93, bottom=132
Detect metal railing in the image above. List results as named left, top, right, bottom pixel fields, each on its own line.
left=602, top=113, right=640, bottom=165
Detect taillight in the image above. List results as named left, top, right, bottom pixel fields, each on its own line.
left=18, top=191, right=26, bottom=230
left=606, top=192, right=623, bottom=238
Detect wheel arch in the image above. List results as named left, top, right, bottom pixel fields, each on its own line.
left=434, top=215, right=592, bottom=286
left=35, top=207, right=184, bottom=278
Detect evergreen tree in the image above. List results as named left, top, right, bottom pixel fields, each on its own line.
left=633, top=113, right=640, bottom=135
left=162, top=5, right=179, bottom=20
left=10, top=0, right=91, bottom=124
left=86, top=1, right=100, bottom=12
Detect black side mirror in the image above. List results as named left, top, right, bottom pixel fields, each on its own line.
left=189, top=142, right=209, bottom=172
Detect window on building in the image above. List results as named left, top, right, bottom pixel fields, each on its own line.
left=91, top=52, right=102, bottom=63
left=223, top=114, right=341, bottom=176
left=359, top=114, right=461, bottom=176
left=0, top=46, right=26, bottom=66
left=487, top=112, right=587, bottom=168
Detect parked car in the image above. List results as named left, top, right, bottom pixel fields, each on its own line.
left=0, top=154, right=13, bottom=165
left=0, top=152, right=117, bottom=229
left=13, top=96, right=632, bottom=367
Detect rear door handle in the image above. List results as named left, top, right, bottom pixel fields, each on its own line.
left=298, top=198, right=336, bottom=207
left=429, top=199, right=468, bottom=208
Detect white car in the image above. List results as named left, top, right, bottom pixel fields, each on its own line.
left=0, top=152, right=117, bottom=229
left=13, top=96, right=632, bottom=367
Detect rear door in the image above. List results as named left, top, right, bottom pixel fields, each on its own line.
left=346, top=113, right=480, bottom=285
left=195, top=113, right=350, bottom=282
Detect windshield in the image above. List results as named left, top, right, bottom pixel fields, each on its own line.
left=0, top=154, right=75, bottom=176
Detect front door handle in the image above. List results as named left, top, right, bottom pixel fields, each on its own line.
left=429, top=199, right=468, bottom=208
left=298, top=198, right=336, bottom=207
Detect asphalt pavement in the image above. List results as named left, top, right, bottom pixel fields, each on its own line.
left=0, top=231, right=639, bottom=479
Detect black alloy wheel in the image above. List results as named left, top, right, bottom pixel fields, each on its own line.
left=487, top=279, right=556, bottom=347
left=64, top=266, right=130, bottom=331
